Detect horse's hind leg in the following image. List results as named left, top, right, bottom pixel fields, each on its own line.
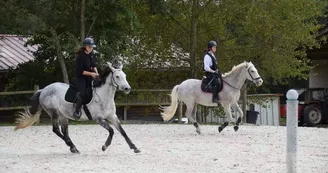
left=218, top=103, right=233, bottom=133
left=47, top=109, right=79, bottom=153
left=185, top=102, right=201, bottom=134
left=96, top=118, right=114, bottom=152
left=231, top=102, right=243, bottom=132
left=59, top=116, right=79, bottom=153
left=110, top=115, right=140, bottom=153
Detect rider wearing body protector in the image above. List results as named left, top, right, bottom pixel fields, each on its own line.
left=203, top=40, right=221, bottom=104
left=73, top=37, right=99, bottom=119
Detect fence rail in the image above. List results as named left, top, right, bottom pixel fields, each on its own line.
left=0, top=86, right=184, bottom=122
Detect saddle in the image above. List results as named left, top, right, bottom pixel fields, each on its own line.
left=201, top=75, right=223, bottom=93
left=64, top=84, right=93, bottom=104
left=64, top=81, right=93, bottom=120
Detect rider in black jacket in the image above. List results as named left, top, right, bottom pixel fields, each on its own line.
left=73, top=37, right=99, bottom=119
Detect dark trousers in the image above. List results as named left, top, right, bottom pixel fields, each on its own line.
left=205, top=72, right=220, bottom=100
left=76, top=78, right=92, bottom=108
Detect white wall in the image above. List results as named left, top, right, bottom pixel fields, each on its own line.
left=309, top=60, right=328, bottom=88
left=200, top=94, right=281, bottom=126
left=251, top=95, right=280, bottom=126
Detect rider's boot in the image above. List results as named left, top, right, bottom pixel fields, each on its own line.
left=73, top=96, right=83, bottom=119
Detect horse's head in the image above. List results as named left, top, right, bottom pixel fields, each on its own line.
left=245, top=62, right=263, bottom=86
left=105, top=62, right=131, bottom=94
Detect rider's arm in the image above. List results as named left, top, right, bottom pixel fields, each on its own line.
left=93, top=67, right=99, bottom=75
left=76, top=54, right=96, bottom=77
left=90, top=54, right=99, bottom=75
left=204, top=55, right=216, bottom=73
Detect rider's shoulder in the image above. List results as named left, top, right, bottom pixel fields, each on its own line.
left=204, top=53, right=211, bottom=58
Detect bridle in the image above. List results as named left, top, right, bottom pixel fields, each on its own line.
left=109, top=70, right=120, bottom=89
left=223, top=65, right=262, bottom=91
left=247, top=66, right=261, bottom=82
left=93, top=69, right=121, bottom=103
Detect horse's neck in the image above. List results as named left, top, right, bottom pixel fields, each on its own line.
left=223, top=68, right=246, bottom=90
left=94, top=76, right=116, bottom=104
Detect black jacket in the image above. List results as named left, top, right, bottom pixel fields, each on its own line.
left=75, top=51, right=96, bottom=81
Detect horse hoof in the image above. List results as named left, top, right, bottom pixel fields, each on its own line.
left=196, top=129, right=201, bottom=135
left=70, top=148, right=80, bottom=154
left=134, top=149, right=141, bottom=153
left=218, top=126, right=224, bottom=133
left=234, top=126, right=239, bottom=132
left=102, top=145, right=107, bottom=151
left=237, top=117, right=242, bottom=124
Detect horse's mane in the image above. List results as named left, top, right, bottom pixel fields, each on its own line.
left=93, top=66, right=112, bottom=88
left=222, top=61, right=251, bottom=77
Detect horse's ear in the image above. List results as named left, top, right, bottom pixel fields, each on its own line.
left=106, top=62, right=115, bottom=72
left=118, top=63, right=123, bottom=69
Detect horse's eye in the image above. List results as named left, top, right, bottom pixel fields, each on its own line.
left=116, top=76, right=119, bottom=78
left=251, top=70, right=254, bottom=73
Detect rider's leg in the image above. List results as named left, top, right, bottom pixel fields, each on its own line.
left=73, top=79, right=86, bottom=119
left=212, top=77, right=219, bottom=103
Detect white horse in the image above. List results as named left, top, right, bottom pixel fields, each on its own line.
left=14, top=62, right=140, bottom=154
left=160, top=61, right=263, bottom=134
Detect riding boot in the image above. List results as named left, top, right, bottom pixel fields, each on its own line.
left=212, top=85, right=220, bottom=103
left=73, top=96, right=83, bottom=119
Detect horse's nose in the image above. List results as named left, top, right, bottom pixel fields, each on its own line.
left=124, top=87, right=131, bottom=92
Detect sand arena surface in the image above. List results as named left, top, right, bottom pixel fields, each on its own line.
left=0, top=124, right=328, bottom=173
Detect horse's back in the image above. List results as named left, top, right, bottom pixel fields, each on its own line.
left=40, top=82, right=69, bottom=99
left=180, top=79, right=201, bottom=86
left=43, top=82, right=69, bottom=91
left=178, top=79, right=202, bottom=95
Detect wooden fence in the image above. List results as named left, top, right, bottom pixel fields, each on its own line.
left=0, top=86, right=184, bottom=123
left=0, top=85, right=40, bottom=111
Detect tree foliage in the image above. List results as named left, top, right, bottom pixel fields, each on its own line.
left=2, top=0, right=328, bottom=93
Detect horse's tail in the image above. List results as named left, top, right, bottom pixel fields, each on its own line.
left=160, top=85, right=180, bottom=121
left=14, top=90, right=43, bottom=131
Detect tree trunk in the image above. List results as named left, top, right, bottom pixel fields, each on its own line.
left=189, top=0, right=199, bottom=79
left=80, top=0, right=86, bottom=43
left=50, top=29, right=69, bottom=84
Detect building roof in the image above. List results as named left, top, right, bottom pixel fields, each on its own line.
left=0, top=34, right=37, bottom=71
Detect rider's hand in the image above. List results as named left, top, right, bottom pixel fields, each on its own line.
left=91, top=73, right=99, bottom=79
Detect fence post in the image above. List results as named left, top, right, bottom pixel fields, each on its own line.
left=242, top=83, right=247, bottom=123
left=178, top=101, right=183, bottom=124
left=124, top=106, right=128, bottom=120
left=34, top=85, right=39, bottom=91
left=286, top=89, right=299, bottom=173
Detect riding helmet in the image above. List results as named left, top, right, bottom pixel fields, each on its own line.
left=208, top=40, right=217, bottom=48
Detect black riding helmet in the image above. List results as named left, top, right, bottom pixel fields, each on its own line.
left=208, top=40, right=217, bottom=48
left=83, top=37, right=96, bottom=48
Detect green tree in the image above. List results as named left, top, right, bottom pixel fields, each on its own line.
left=129, top=0, right=328, bottom=85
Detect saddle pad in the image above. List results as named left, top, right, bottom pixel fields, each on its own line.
left=64, top=85, right=78, bottom=103
left=200, top=77, right=223, bottom=93
left=64, top=84, right=93, bottom=104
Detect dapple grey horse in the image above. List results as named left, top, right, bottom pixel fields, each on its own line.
left=14, top=62, right=140, bottom=154
left=160, top=61, right=263, bottom=134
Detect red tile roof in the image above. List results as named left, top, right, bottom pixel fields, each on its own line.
left=0, top=34, right=37, bottom=71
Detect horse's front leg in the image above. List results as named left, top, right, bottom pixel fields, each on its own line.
left=109, top=114, right=140, bottom=153
left=218, top=103, right=233, bottom=133
left=231, top=102, right=243, bottom=132
left=96, top=118, right=114, bottom=151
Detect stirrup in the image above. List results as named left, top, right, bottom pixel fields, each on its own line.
left=73, top=110, right=82, bottom=119
left=212, top=98, right=220, bottom=103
